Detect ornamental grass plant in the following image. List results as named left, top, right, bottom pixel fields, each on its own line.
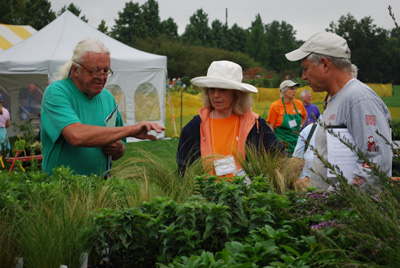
left=111, top=147, right=205, bottom=203
left=0, top=210, right=20, bottom=268
left=237, top=145, right=304, bottom=194
left=0, top=167, right=142, bottom=268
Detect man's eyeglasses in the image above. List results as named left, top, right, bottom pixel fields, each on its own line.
left=75, top=62, right=113, bottom=78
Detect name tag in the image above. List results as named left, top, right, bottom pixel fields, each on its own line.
left=214, top=155, right=236, bottom=176
left=288, top=119, right=297, bottom=128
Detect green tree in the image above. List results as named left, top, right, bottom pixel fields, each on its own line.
left=0, top=0, right=26, bottom=25
left=210, top=19, right=230, bottom=50
left=133, top=36, right=258, bottom=79
left=181, top=8, right=213, bottom=47
left=141, top=0, right=161, bottom=38
left=111, top=1, right=146, bottom=44
left=327, top=13, right=390, bottom=83
left=245, top=14, right=269, bottom=68
left=227, top=23, right=248, bottom=53
left=22, top=0, right=56, bottom=30
left=98, top=19, right=108, bottom=34
left=160, top=17, right=179, bottom=40
left=57, top=3, right=88, bottom=22
left=265, top=20, right=299, bottom=74
left=382, top=37, right=400, bottom=83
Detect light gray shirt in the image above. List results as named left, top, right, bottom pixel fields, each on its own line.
left=311, top=78, right=392, bottom=190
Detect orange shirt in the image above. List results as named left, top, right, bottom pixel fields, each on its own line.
left=209, top=114, right=240, bottom=178
left=267, top=99, right=307, bottom=128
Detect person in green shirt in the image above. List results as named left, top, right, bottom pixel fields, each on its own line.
left=41, top=38, right=164, bottom=177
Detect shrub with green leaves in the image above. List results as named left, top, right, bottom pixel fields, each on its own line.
left=90, top=175, right=317, bottom=267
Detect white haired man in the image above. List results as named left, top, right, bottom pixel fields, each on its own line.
left=41, top=38, right=164, bottom=177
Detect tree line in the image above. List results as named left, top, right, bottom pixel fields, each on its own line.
left=2, top=0, right=400, bottom=85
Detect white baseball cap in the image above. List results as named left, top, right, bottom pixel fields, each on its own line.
left=279, top=80, right=299, bottom=92
left=191, top=60, right=258, bottom=93
left=285, top=32, right=351, bottom=61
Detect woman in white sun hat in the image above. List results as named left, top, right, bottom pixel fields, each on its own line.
left=177, top=60, right=284, bottom=178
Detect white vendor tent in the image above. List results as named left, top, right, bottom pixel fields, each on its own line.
left=0, top=11, right=167, bottom=140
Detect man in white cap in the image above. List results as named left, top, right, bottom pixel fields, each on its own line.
left=285, top=31, right=392, bottom=190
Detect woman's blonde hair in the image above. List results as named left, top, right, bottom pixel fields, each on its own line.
left=56, top=37, right=110, bottom=81
left=201, top=88, right=253, bottom=116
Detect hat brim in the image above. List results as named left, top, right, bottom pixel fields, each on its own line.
left=190, top=77, right=258, bottom=93
left=285, top=49, right=311, bottom=62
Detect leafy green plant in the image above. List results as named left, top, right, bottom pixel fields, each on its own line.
left=90, top=175, right=318, bottom=267
left=12, top=119, right=38, bottom=149
left=13, top=139, right=25, bottom=151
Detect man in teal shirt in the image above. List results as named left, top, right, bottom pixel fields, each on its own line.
left=41, top=38, right=164, bottom=177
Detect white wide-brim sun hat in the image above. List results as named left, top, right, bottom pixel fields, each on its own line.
left=190, top=60, right=258, bottom=93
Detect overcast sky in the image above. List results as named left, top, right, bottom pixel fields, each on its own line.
left=49, top=0, right=398, bottom=41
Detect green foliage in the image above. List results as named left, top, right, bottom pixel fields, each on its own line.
left=111, top=1, right=146, bottom=44
left=265, top=20, right=301, bottom=74
left=97, top=19, right=109, bottom=34
left=181, top=8, right=214, bottom=47
left=1, top=136, right=400, bottom=267
left=327, top=13, right=399, bottom=83
left=0, top=0, right=26, bottom=25
left=141, top=0, right=161, bottom=38
left=57, top=3, right=88, bottom=22
left=110, top=0, right=175, bottom=44
left=245, top=14, right=270, bottom=68
left=160, top=17, right=179, bottom=40
left=0, top=166, right=142, bottom=268
left=13, top=139, right=25, bottom=151
left=210, top=19, right=231, bottom=51
left=290, top=126, right=400, bottom=267
left=133, top=36, right=259, bottom=79
left=12, top=119, right=40, bottom=153
left=229, top=23, right=248, bottom=53
left=237, top=145, right=301, bottom=194
left=90, top=175, right=308, bottom=267
left=0, top=0, right=56, bottom=30
left=3, top=0, right=399, bottom=84
left=391, top=118, right=400, bottom=138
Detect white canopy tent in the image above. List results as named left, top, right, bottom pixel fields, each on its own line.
left=0, top=11, right=167, bottom=140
